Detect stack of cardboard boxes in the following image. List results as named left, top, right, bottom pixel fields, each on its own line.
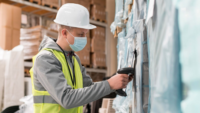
left=20, top=26, right=58, bottom=60
left=62, top=0, right=91, bottom=11
left=20, top=26, right=43, bottom=60
left=91, top=26, right=106, bottom=68
left=75, top=26, right=106, bottom=68
left=62, top=0, right=106, bottom=22
left=0, top=3, right=21, bottom=50
left=90, top=0, right=106, bottom=22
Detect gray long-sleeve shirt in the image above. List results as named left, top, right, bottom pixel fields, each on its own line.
left=33, top=36, right=113, bottom=109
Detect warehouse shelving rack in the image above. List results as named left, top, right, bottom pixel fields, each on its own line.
left=3, top=0, right=108, bottom=75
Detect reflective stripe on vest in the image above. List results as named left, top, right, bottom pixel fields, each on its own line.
left=30, top=48, right=83, bottom=113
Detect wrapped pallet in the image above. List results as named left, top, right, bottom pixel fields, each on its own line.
left=20, top=26, right=58, bottom=60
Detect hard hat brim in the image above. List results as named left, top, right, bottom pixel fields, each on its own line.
left=54, top=20, right=97, bottom=29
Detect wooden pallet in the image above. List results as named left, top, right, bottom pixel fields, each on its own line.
left=41, top=3, right=59, bottom=9
left=92, top=66, right=107, bottom=69
left=91, top=17, right=106, bottom=23
left=41, top=0, right=59, bottom=9
left=82, top=64, right=92, bottom=68
left=23, top=0, right=41, bottom=5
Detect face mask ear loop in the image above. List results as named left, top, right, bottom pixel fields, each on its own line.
left=65, top=29, right=74, bottom=45
left=66, top=38, right=72, bottom=45
left=66, top=29, right=75, bottom=37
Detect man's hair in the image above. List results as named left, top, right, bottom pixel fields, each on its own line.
left=57, top=24, right=73, bottom=36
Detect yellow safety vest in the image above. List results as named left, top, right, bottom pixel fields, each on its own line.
left=30, top=48, right=83, bottom=113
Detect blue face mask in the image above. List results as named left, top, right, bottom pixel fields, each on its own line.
left=66, top=30, right=87, bottom=52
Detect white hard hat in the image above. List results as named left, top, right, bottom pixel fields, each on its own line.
left=54, top=3, right=96, bottom=29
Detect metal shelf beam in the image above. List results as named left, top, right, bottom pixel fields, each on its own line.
left=90, top=19, right=108, bottom=27
left=10, top=0, right=57, bottom=13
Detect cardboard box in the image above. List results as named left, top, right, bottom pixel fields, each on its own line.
left=91, top=53, right=106, bottom=68
left=75, top=50, right=90, bottom=65
left=91, top=37, right=105, bottom=53
left=91, top=4, right=106, bottom=21
left=91, top=0, right=106, bottom=7
left=79, top=0, right=90, bottom=11
left=0, top=3, right=21, bottom=50
left=91, top=26, right=105, bottom=53
left=91, top=26, right=105, bottom=38
left=20, top=26, right=58, bottom=60
left=62, top=0, right=90, bottom=11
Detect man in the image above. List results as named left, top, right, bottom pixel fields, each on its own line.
left=30, top=3, right=131, bottom=113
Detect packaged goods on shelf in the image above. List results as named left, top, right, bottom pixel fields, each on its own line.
left=21, top=14, right=40, bottom=28
left=0, top=3, right=21, bottom=50
left=91, top=26, right=106, bottom=38
left=91, top=53, right=106, bottom=68
left=62, top=0, right=90, bottom=11
left=91, top=26, right=105, bottom=53
left=91, top=37, right=105, bottom=53
left=91, top=0, right=106, bottom=7
left=43, top=19, right=58, bottom=31
left=20, top=26, right=58, bottom=60
left=75, top=50, right=90, bottom=66
left=79, top=0, right=90, bottom=11
left=91, top=4, right=106, bottom=22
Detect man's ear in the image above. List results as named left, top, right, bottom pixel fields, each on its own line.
left=61, top=29, right=67, bottom=38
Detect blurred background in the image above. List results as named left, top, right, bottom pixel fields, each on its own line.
left=0, top=0, right=199, bottom=113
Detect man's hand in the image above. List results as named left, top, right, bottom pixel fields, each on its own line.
left=107, top=74, right=130, bottom=90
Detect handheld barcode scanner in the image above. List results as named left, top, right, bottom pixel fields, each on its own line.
left=115, top=67, right=135, bottom=96
left=115, top=50, right=137, bottom=97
